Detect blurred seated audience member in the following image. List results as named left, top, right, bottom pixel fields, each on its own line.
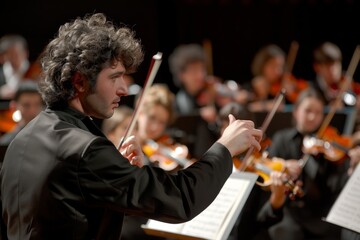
left=0, top=81, right=44, bottom=146
left=101, top=106, right=133, bottom=147
left=0, top=34, right=30, bottom=100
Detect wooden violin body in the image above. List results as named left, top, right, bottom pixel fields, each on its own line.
left=303, top=126, right=352, bottom=162
left=142, top=137, right=193, bottom=172
left=235, top=154, right=304, bottom=200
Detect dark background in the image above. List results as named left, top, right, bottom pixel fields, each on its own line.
left=1, top=0, right=359, bottom=93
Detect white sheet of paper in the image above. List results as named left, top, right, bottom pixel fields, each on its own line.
left=143, top=174, right=253, bottom=240
left=325, top=165, right=360, bottom=234
left=181, top=178, right=249, bottom=239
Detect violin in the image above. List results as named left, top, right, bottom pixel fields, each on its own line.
left=235, top=136, right=304, bottom=200
left=303, top=126, right=352, bottom=163
left=236, top=154, right=304, bottom=200
left=234, top=137, right=281, bottom=187
left=142, top=137, right=194, bottom=172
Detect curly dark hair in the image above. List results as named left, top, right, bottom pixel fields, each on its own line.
left=39, top=13, right=144, bottom=108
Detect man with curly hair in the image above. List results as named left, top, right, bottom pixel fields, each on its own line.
left=0, top=13, right=262, bottom=239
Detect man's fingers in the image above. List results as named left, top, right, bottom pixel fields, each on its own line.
left=252, top=137, right=261, bottom=151
left=120, top=135, right=136, bottom=148
left=252, top=129, right=263, bottom=142
left=249, top=129, right=263, bottom=151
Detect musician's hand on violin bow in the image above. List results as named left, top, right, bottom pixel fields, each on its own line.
left=119, top=135, right=145, bottom=168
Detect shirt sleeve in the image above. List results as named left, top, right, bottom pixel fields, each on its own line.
left=77, top=137, right=233, bottom=223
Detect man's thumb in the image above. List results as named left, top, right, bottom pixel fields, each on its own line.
left=228, top=114, right=236, bottom=125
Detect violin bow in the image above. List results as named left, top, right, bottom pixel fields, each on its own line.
left=285, top=41, right=299, bottom=74
left=203, top=39, right=213, bottom=76
left=117, top=52, right=163, bottom=150
left=239, top=89, right=286, bottom=171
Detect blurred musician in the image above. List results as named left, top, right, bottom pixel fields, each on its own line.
left=0, top=34, right=30, bottom=100
left=0, top=81, right=44, bottom=146
left=248, top=44, right=309, bottom=112
left=312, top=42, right=360, bottom=108
left=169, top=43, right=218, bottom=122
left=266, top=88, right=353, bottom=240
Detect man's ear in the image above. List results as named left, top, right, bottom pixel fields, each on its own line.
left=72, top=72, right=86, bottom=93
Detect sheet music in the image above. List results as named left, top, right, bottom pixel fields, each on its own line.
left=181, top=178, right=249, bottom=239
left=325, top=165, right=360, bottom=234
left=143, top=172, right=256, bottom=240
left=145, top=220, right=184, bottom=233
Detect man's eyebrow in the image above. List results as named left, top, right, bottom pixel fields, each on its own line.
left=108, top=71, right=125, bottom=77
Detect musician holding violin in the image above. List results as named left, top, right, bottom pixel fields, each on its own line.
left=0, top=81, right=44, bottom=147
left=312, top=42, right=360, bottom=108
left=169, top=43, right=213, bottom=117
left=135, top=83, right=194, bottom=172
left=217, top=102, right=296, bottom=240
left=248, top=43, right=309, bottom=112
left=266, top=88, right=355, bottom=240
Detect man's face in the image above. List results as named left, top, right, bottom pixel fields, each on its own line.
left=81, top=61, right=128, bottom=119
left=137, top=104, right=169, bottom=141
left=294, top=97, right=324, bottom=134
left=15, top=92, right=43, bottom=124
left=314, top=61, right=342, bottom=85
left=179, top=61, right=207, bottom=95
left=262, top=56, right=285, bottom=83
